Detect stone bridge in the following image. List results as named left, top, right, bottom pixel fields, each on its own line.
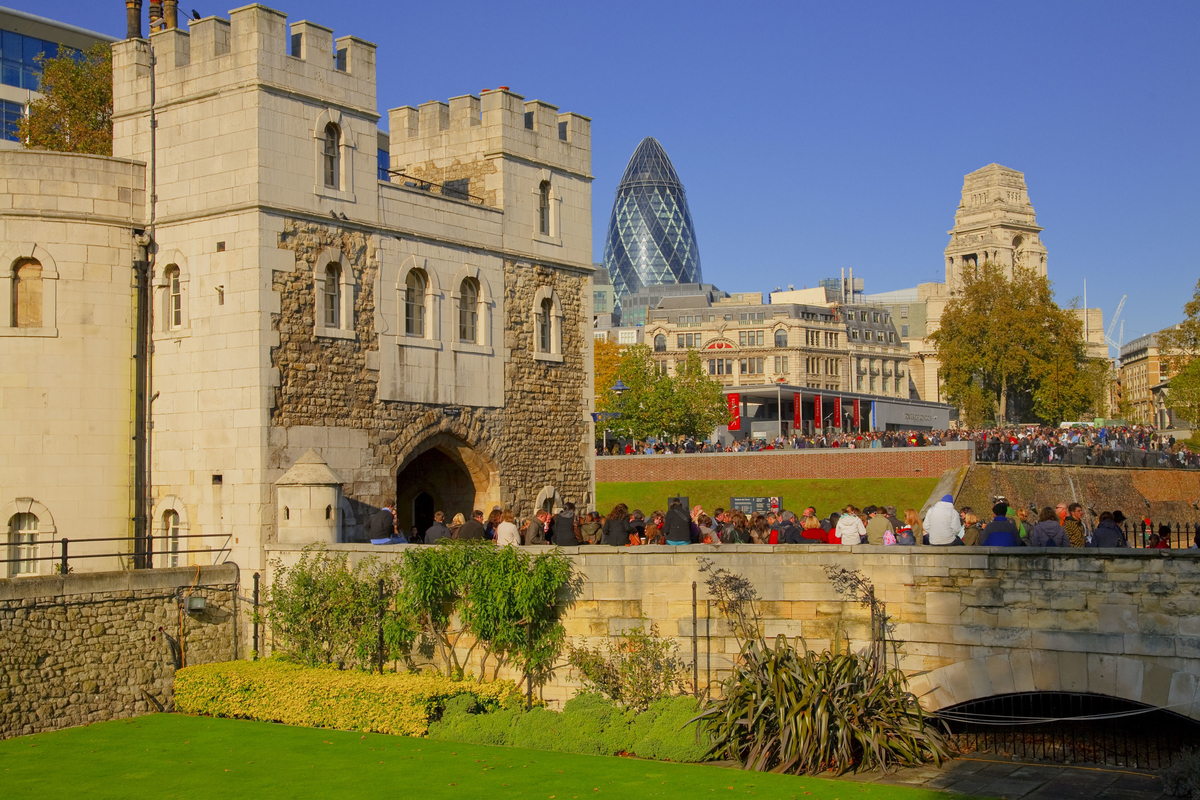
left=264, top=543, right=1200, bottom=717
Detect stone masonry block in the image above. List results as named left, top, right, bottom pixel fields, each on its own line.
left=1142, top=663, right=1175, bottom=708
left=1059, top=652, right=1088, bottom=692
left=1098, top=604, right=1139, bottom=635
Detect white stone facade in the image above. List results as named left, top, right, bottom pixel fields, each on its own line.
left=3, top=4, right=595, bottom=577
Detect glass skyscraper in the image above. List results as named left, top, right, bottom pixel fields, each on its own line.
left=602, top=137, right=702, bottom=313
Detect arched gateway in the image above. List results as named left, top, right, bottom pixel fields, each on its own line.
left=393, top=431, right=499, bottom=534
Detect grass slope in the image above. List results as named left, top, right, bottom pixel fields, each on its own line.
left=596, top=478, right=939, bottom=519
left=0, top=714, right=963, bottom=800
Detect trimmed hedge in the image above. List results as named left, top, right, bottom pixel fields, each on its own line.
left=174, top=659, right=521, bottom=737
left=428, top=691, right=713, bottom=763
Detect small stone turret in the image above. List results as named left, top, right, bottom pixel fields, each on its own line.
left=275, top=449, right=344, bottom=544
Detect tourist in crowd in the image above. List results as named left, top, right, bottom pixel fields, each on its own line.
left=409, top=525, right=422, bottom=543
left=1062, top=503, right=1089, bottom=547
left=1029, top=507, right=1069, bottom=547
left=824, top=512, right=843, bottom=544
left=960, top=510, right=983, bottom=546
left=664, top=499, right=692, bottom=546
left=425, top=511, right=452, bottom=544
left=721, top=509, right=751, bottom=544
left=981, top=502, right=1022, bottom=547
left=457, top=509, right=486, bottom=541
left=494, top=508, right=521, bottom=547
left=448, top=512, right=465, bottom=539
left=602, top=503, right=630, bottom=546
left=1155, top=523, right=1173, bottom=549
left=697, top=514, right=717, bottom=544
left=865, top=505, right=894, bottom=544
left=1088, top=511, right=1128, bottom=547
left=797, top=514, right=827, bottom=543
left=367, top=504, right=396, bottom=540
left=485, top=508, right=502, bottom=541
left=580, top=511, right=603, bottom=544
left=1015, top=507, right=1033, bottom=543
left=551, top=502, right=580, bottom=547
left=923, top=495, right=963, bottom=545
left=900, top=508, right=922, bottom=545
left=835, top=505, right=867, bottom=545
left=750, top=515, right=772, bottom=544
left=522, top=508, right=548, bottom=545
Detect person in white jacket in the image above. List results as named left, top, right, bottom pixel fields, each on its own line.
left=495, top=508, right=522, bottom=547
left=923, top=495, right=964, bottom=545
left=835, top=506, right=867, bottom=545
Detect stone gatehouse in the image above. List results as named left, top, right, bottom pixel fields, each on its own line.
left=0, top=3, right=595, bottom=577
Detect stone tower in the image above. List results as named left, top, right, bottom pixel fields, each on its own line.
left=103, top=5, right=594, bottom=574
left=944, top=163, right=1048, bottom=287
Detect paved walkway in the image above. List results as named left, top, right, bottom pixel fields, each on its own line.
left=844, top=754, right=1167, bottom=799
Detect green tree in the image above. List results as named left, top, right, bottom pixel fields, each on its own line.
left=1157, top=279, right=1200, bottom=426
left=932, top=261, right=1089, bottom=425
left=18, top=43, right=113, bottom=156
left=606, top=345, right=729, bottom=443
left=662, top=350, right=731, bottom=440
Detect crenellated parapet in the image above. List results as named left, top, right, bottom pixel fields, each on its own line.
left=389, top=88, right=590, bottom=179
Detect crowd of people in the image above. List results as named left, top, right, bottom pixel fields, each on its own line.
left=366, top=496, right=1192, bottom=550
left=597, top=424, right=1199, bottom=469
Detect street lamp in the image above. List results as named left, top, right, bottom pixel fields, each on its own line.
left=603, top=380, right=629, bottom=453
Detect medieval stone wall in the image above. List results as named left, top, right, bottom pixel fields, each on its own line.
left=270, top=219, right=592, bottom=525
left=0, top=565, right=237, bottom=740
left=264, top=543, right=1200, bottom=715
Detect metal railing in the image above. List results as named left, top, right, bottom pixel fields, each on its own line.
left=1121, top=521, right=1198, bottom=549
left=1, top=533, right=231, bottom=574
left=976, top=444, right=1200, bottom=470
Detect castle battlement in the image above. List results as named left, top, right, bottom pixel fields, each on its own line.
left=388, top=88, right=591, bottom=178
left=113, top=5, right=377, bottom=121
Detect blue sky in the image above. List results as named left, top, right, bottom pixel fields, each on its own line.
left=42, top=0, right=1200, bottom=347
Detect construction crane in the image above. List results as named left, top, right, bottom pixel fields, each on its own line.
left=1105, top=294, right=1126, bottom=357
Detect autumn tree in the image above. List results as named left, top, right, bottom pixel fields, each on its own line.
left=1156, top=279, right=1200, bottom=426
left=593, top=337, right=623, bottom=412
left=662, top=350, right=731, bottom=440
left=931, top=261, right=1091, bottom=425
left=18, top=43, right=113, bottom=156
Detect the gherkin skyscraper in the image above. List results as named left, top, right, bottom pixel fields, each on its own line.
left=603, top=137, right=702, bottom=310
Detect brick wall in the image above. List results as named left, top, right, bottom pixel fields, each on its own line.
left=0, top=565, right=238, bottom=740
left=595, top=444, right=972, bottom=483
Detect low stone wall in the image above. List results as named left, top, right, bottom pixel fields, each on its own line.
left=265, top=544, right=1200, bottom=714
left=595, top=444, right=973, bottom=483
left=0, top=565, right=239, bottom=739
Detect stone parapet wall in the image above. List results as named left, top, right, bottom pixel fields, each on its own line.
left=265, top=543, right=1200, bottom=713
left=595, top=444, right=972, bottom=484
left=0, top=565, right=239, bottom=740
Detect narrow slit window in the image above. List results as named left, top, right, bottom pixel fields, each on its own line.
left=458, top=278, right=478, bottom=343
left=323, top=123, right=340, bottom=189
left=538, top=181, right=550, bottom=235
left=324, top=264, right=341, bottom=328
left=405, top=270, right=426, bottom=336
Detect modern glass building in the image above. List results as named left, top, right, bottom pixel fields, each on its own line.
left=0, top=8, right=115, bottom=146
left=602, top=137, right=702, bottom=312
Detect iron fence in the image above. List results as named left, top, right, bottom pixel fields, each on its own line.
left=978, top=444, right=1199, bottom=470
left=1121, top=521, right=1199, bottom=550
left=0, top=533, right=231, bottom=574
left=938, top=692, right=1200, bottom=769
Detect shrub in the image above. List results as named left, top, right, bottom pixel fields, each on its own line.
left=631, top=696, right=712, bottom=763
left=696, top=635, right=951, bottom=774
left=566, top=620, right=690, bottom=711
left=1164, top=748, right=1200, bottom=799
left=428, top=690, right=711, bottom=762
left=175, top=659, right=520, bottom=737
left=695, top=563, right=952, bottom=775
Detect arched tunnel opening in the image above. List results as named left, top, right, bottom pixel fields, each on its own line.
left=937, top=692, right=1200, bottom=769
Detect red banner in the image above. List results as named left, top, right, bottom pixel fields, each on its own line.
left=727, top=393, right=741, bottom=431
left=833, top=397, right=842, bottom=431
left=853, top=398, right=860, bottom=429
left=813, top=395, right=822, bottom=431
left=793, top=393, right=803, bottom=429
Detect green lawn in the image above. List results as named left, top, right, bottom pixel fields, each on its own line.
left=0, top=714, right=960, bottom=799
left=596, top=478, right=939, bottom=519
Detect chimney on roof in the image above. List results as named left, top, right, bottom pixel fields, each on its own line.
left=126, top=0, right=143, bottom=38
